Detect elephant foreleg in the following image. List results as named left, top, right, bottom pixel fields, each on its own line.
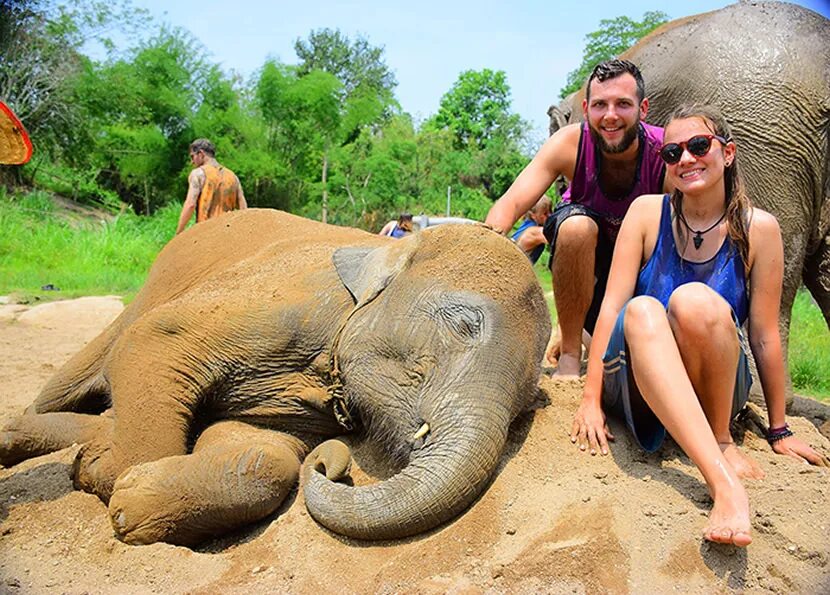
left=804, top=234, right=830, bottom=328
left=107, top=421, right=306, bottom=546
left=0, top=412, right=113, bottom=467
left=26, top=325, right=117, bottom=415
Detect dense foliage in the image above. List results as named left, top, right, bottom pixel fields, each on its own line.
left=1, top=1, right=532, bottom=229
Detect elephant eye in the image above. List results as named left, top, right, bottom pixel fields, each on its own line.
left=434, top=304, right=485, bottom=342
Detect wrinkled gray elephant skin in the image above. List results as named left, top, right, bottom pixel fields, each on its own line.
left=0, top=209, right=550, bottom=546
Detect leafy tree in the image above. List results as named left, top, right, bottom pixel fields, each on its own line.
left=426, top=69, right=529, bottom=202
left=73, top=27, right=215, bottom=213
left=288, top=31, right=398, bottom=222
left=0, top=0, right=149, bottom=145
left=294, top=28, right=397, bottom=101
left=255, top=61, right=342, bottom=215
left=560, top=11, right=669, bottom=98
left=432, top=69, right=524, bottom=151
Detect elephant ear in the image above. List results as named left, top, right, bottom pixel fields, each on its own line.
left=333, top=237, right=420, bottom=308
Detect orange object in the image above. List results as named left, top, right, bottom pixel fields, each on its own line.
left=196, top=164, right=243, bottom=222
left=0, top=101, right=33, bottom=165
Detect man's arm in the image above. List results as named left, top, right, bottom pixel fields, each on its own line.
left=378, top=221, right=395, bottom=236
left=485, top=123, right=581, bottom=234
left=176, top=168, right=205, bottom=235
left=515, top=226, right=546, bottom=255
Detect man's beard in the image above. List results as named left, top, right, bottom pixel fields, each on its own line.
left=589, top=118, right=640, bottom=154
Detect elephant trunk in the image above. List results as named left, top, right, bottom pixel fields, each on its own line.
left=303, top=403, right=510, bottom=540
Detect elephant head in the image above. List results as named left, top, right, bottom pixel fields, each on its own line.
left=304, top=224, right=551, bottom=539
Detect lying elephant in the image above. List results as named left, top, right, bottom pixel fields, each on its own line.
left=549, top=2, right=830, bottom=398
left=0, top=210, right=550, bottom=546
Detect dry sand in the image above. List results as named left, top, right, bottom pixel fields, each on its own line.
left=1, top=297, right=828, bottom=594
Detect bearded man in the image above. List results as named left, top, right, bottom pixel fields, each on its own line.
left=486, top=60, right=668, bottom=376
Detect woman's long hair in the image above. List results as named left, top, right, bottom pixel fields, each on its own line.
left=667, top=104, right=752, bottom=270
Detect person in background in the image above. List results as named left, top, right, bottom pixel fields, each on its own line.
left=485, top=60, right=668, bottom=376
left=176, top=139, right=247, bottom=235
left=570, top=104, right=828, bottom=547
left=511, top=196, right=552, bottom=264
left=378, top=213, right=414, bottom=238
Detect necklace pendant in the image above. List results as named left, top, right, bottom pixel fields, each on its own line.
left=693, top=234, right=703, bottom=249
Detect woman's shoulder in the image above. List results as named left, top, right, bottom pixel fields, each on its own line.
left=628, top=193, right=666, bottom=218
left=747, top=207, right=779, bottom=227
left=747, top=207, right=783, bottom=267
left=747, top=207, right=782, bottom=239
left=618, top=194, right=665, bottom=241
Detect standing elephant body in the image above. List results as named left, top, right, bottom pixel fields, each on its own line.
left=0, top=209, right=550, bottom=546
left=549, top=2, right=830, bottom=393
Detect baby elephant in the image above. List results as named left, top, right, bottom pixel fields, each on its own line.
left=1, top=209, right=550, bottom=546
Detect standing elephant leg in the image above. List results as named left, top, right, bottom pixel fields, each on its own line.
left=804, top=234, right=830, bottom=327
left=0, top=412, right=113, bottom=467
left=107, top=421, right=306, bottom=546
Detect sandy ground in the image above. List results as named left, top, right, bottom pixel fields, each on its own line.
left=0, top=297, right=829, bottom=594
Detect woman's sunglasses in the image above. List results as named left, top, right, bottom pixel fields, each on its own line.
left=659, top=134, right=729, bottom=164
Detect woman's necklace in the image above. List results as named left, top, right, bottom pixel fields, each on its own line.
left=678, top=209, right=726, bottom=249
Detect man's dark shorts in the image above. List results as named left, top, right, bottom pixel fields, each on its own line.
left=542, top=202, right=613, bottom=334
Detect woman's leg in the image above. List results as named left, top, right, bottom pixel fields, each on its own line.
left=623, top=295, right=751, bottom=546
left=667, top=283, right=763, bottom=479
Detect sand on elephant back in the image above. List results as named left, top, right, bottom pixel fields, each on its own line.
left=0, top=297, right=828, bottom=594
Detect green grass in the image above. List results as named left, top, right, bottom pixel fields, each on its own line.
left=532, top=253, right=829, bottom=401
left=0, top=189, right=179, bottom=302
left=788, top=291, right=830, bottom=399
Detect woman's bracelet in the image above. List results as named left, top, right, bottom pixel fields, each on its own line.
left=767, top=423, right=794, bottom=444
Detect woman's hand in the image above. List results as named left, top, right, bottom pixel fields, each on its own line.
left=570, top=398, right=614, bottom=455
left=771, top=435, right=829, bottom=466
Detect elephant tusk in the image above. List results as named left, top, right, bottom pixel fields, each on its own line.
left=413, top=423, right=430, bottom=441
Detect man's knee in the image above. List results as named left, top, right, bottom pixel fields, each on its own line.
left=555, top=215, right=599, bottom=251
left=551, top=216, right=600, bottom=276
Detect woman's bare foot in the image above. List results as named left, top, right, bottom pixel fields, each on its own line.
left=553, top=352, right=581, bottom=377
left=719, top=441, right=765, bottom=480
left=703, top=482, right=752, bottom=547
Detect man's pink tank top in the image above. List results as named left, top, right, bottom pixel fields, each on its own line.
left=562, top=121, right=665, bottom=241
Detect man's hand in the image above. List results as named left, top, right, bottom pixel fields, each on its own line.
left=477, top=222, right=508, bottom=236
left=771, top=435, right=829, bottom=467
left=571, top=399, right=614, bottom=455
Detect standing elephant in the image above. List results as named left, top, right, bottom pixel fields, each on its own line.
left=549, top=2, right=830, bottom=400
left=0, top=209, right=550, bottom=546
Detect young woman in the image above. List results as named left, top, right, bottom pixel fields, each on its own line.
left=570, top=104, right=828, bottom=547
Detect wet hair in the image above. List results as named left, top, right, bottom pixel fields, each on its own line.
left=397, top=213, right=414, bottom=232
left=667, top=104, right=751, bottom=270
left=585, top=59, right=645, bottom=103
left=189, top=138, right=216, bottom=157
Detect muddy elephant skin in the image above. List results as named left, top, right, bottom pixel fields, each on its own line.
left=0, top=209, right=550, bottom=546
left=549, top=2, right=830, bottom=386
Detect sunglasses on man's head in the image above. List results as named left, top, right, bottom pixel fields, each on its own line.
left=659, top=134, right=729, bottom=164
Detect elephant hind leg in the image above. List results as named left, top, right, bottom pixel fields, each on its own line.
left=107, top=421, right=305, bottom=546
left=0, top=412, right=113, bottom=467
left=803, top=234, right=830, bottom=328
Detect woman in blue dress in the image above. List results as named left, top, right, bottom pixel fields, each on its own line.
left=570, top=104, right=828, bottom=547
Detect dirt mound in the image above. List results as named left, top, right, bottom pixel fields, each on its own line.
left=1, top=297, right=828, bottom=593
